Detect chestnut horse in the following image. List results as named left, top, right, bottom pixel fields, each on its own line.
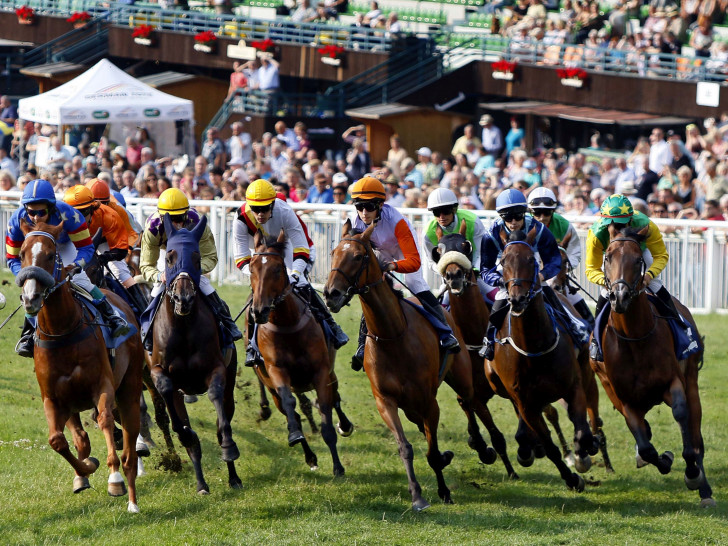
left=484, top=227, right=598, bottom=493
left=16, top=220, right=143, bottom=512
left=593, top=224, right=714, bottom=507
left=324, top=220, right=476, bottom=511
left=249, top=230, right=353, bottom=476
left=149, top=214, right=241, bottom=493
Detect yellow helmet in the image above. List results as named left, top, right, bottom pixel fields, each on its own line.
left=246, top=179, right=276, bottom=206
left=63, top=185, right=96, bottom=209
left=158, top=188, right=189, bottom=214
left=350, top=176, right=386, bottom=201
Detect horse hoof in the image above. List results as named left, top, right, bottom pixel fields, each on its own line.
left=288, top=431, right=305, bottom=447
left=517, top=449, right=535, bottom=467
left=83, top=457, right=100, bottom=474
left=198, top=489, right=210, bottom=495
left=659, top=451, right=674, bottom=474
left=700, top=497, right=717, bottom=508
left=183, top=394, right=198, bottom=404
left=575, top=455, right=592, bottom=474
left=333, top=466, right=345, bottom=478
left=259, top=406, right=272, bottom=421
left=685, top=468, right=705, bottom=491
left=336, top=422, right=354, bottom=437
left=569, top=473, right=585, bottom=493
left=108, top=472, right=127, bottom=497
left=635, top=454, right=649, bottom=469
left=442, top=450, right=454, bottom=467
left=222, top=443, right=240, bottom=462
left=564, top=451, right=575, bottom=468
left=309, top=464, right=319, bottom=471
left=533, top=445, right=546, bottom=459
left=73, top=476, right=90, bottom=494
left=230, top=479, right=244, bottom=490
left=136, top=440, right=151, bottom=458
left=412, top=499, right=431, bottom=512
left=479, top=447, right=498, bottom=465
left=443, top=495, right=454, bottom=505
left=127, top=502, right=140, bottom=514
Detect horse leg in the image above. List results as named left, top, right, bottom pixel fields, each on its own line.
left=274, top=384, right=306, bottom=448
left=514, top=416, right=537, bottom=467
left=115, top=377, right=141, bottom=513
left=296, top=393, right=319, bottom=434
left=469, top=398, right=518, bottom=479
left=582, top=369, right=614, bottom=472
left=622, top=404, right=675, bottom=475
left=66, top=414, right=94, bottom=493
left=543, top=404, right=574, bottom=465
left=565, top=384, right=597, bottom=473
left=682, top=359, right=715, bottom=506
left=94, top=386, right=127, bottom=498
left=216, top=357, right=243, bottom=489
left=257, top=376, right=272, bottom=421
left=420, top=400, right=454, bottom=505
left=331, top=374, right=354, bottom=437
left=520, top=406, right=585, bottom=492
left=455, top=395, right=498, bottom=466
left=315, top=373, right=345, bottom=477
left=142, top=368, right=180, bottom=469
left=208, top=366, right=239, bottom=462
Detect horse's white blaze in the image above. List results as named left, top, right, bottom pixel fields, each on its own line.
left=23, top=279, right=37, bottom=303
left=262, top=257, right=267, bottom=264
left=343, top=243, right=351, bottom=250
left=30, top=241, right=43, bottom=266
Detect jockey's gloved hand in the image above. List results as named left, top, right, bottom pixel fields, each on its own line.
left=289, top=270, right=308, bottom=287
left=239, top=264, right=250, bottom=276
left=65, top=264, right=82, bottom=277
left=97, top=253, right=113, bottom=266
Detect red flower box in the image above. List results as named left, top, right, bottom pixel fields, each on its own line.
left=16, top=5, right=35, bottom=23
left=67, top=11, right=92, bottom=24
left=318, top=44, right=344, bottom=59
left=132, top=25, right=154, bottom=39
left=251, top=38, right=275, bottom=52
left=491, top=60, right=517, bottom=73
left=194, top=31, right=218, bottom=45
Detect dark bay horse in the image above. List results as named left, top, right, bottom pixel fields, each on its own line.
left=249, top=229, right=353, bottom=476
left=593, top=224, right=714, bottom=507
left=484, top=227, right=598, bottom=492
left=150, top=214, right=242, bottom=493
left=17, top=220, right=143, bottom=512
left=323, top=220, right=474, bottom=511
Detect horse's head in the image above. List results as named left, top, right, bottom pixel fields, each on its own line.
left=249, top=229, right=289, bottom=324
left=324, top=219, right=379, bottom=312
left=551, top=231, right=573, bottom=295
left=163, top=213, right=206, bottom=316
left=499, top=226, right=540, bottom=315
left=434, top=221, right=473, bottom=295
left=16, top=219, right=64, bottom=315
left=604, top=224, right=647, bottom=313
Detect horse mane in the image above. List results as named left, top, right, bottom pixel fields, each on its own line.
left=618, top=225, right=647, bottom=243
left=507, top=229, right=528, bottom=243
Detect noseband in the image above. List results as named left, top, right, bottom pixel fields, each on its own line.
left=330, top=237, right=384, bottom=304
left=604, top=237, right=646, bottom=300
left=251, top=251, right=292, bottom=311
left=22, top=231, right=68, bottom=303
left=501, top=240, right=541, bottom=309
left=166, top=272, right=196, bottom=314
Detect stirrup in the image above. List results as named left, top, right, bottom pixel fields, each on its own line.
left=589, top=338, right=603, bottom=361
left=15, top=336, right=34, bottom=358
left=479, top=337, right=494, bottom=360
left=351, top=346, right=364, bottom=371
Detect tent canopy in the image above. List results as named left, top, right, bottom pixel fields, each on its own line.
left=18, top=59, right=194, bottom=125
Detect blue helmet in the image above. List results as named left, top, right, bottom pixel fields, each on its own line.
left=495, top=188, right=527, bottom=213
left=112, top=190, right=127, bottom=208
left=21, top=179, right=56, bottom=206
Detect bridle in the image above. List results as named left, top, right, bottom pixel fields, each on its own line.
left=166, top=272, right=196, bottom=315
left=23, top=231, right=69, bottom=303
left=329, top=237, right=384, bottom=305
left=250, top=250, right=292, bottom=311
left=604, top=237, right=646, bottom=301
left=501, top=240, right=541, bottom=313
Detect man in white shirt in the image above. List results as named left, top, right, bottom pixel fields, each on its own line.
left=256, top=55, right=280, bottom=92
left=648, top=127, right=671, bottom=174
left=614, top=156, right=636, bottom=195
left=227, top=121, right=252, bottom=166
left=46, top=136, right=72, bottom=170
left=274, top=121, right=298, bottom=151
left=480, top=114, right=503, bottom=158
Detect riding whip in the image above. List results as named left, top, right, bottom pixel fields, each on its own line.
left=566, top=273, right=599, bottom=303
left=233, top=299, right=252, bottom=323
left=0, top=303, right=22, bottom=331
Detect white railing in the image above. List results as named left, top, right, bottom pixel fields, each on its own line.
left=2, top=192, right=727, bottom=313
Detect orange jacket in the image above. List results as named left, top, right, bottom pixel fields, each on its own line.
left=109, top=199, right=140, bottom=249
left=88, top=203, right=129, bottom=253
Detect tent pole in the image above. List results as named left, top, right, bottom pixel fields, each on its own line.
left=18, top=118, right=26, bottom=175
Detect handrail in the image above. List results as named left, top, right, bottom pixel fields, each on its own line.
left=23, top=19, right=108, bottom=67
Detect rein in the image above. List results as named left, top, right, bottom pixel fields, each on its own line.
left=604, top=237, right=646, bottom=300
left=501, top=240, right=542, bottom=314
left=496, top=311, right=561, bottom=357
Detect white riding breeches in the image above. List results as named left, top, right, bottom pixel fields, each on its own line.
left=599, top=247, right=662, bottom=297
left=97, top=241, right=132, bottom=283
left=151, top=275, right=215, bottom=297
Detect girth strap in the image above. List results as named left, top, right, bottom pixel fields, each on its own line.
left=34, top=322, right=97, bottom=349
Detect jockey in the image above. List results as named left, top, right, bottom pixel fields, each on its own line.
left=233, top=179, right=349, bottom=367
left=6, top=179, right=130, bottom=357
left=585, top=193, right=676, bottom=361
left=139, top=188, right=242, bottom=351
left=528, top=187, right=595, bottom=328
left=478, top=188, right=564, bottom=361
left=422, top=187, right=495, bottom=303
left=349, top=176, right=460, bottom=371
left=63, top=186, right=148, bottom=316
left=86, top=179, right=141, bottom=250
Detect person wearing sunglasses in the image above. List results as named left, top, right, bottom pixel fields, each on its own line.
left=479, top=188, right=567, bottom=361
left=527, top=187, right=594, bottom=330
left=233, top=179, right=349, bottom=367
left=348, top=177, right=460, bottom=371
left=422, top=187, right=495, bottom=305
left=139, top=188, right=242, bottom=352
left=6, top=178, right=123, bottom=357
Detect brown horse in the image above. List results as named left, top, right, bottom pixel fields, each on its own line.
left=149, top=214, right=241, bottom=493
left=16, top=220, right=143, bottom=512
left=324, top=220, right=474, bottom=511
left=249, top=229, right=353, bottom=476
left=593, top=224, right=714, bottom=507
left=484, top=227, right=598, bottom=492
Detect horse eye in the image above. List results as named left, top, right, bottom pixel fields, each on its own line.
left=354, top=254, right=363, bottom=262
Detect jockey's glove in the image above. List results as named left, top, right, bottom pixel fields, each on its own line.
left=65, top=264, right=82, bottom=277
left=289, top=271, right=308, bottom=287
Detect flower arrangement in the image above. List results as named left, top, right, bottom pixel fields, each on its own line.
left=193, top=31, right=218, bottom=53
left=16, top=5, right=35, bottom=24
left=556, top=67, right=588, bottom=87
left=132, top=25, right=155, bottom=46
left=318, top=44, right=345, bottom=66
left=251, top=38, right=275, bottom=52
left=67, top=11, right=92, bottom=26
left=491, top=60, right=517, bottom=81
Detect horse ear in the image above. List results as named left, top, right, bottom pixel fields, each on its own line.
left=163, top=214, right=177, bottom=238
left=607, top=222, right=620, bottom=239
left=342, top=218, right=352, bottom=237
left=499, top=226, right=509, bottom=246
left=254, top=230, right=265, bottom=251
left=459, top=219, right=467, bottom=237
left=462, top=240, right=472, bottom=257
left=360, top=222, right=375, bottom=244
left=277, top=228, right=285, bottom=244
left=431, top=245, right=441, bottom=264
left=435, top=224, right=443, bottom=241
left=526, top=225, right=538, bottom=246
left=191, top=214, right=207, bottom=242
left=637, top=225, right=649, bottom=238
left=19, top=217, right=32, bottom=235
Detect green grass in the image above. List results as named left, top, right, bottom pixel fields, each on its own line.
left=0, top=270, right=726, bottom=545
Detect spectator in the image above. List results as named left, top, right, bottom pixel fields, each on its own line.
left=674, top=165, right=696, bottom=208
left=635, top=155, right=659, bottom=200
left=202, top=127, right=226, bottom=170
left=614, top=156, right=636, bottom=194
left=401, top=157, right=423, bottom=188
left=363, top=0, right=383, bottom=27
left=385, top=11, right=401, bottom=36
left=0, top=169, right=17, bottom=192
left=0, top=95, right=17, bottom=126
left=414, top=147, right=438, bottom=185
left=293, top=121, right=311, bottom=160
left=120, top=169, right=138, bottom=199
left=386, top=134, right=408, bottom=179
left=255, top=54, right=280, bottom=92
left=228, top=121, right=252, bottom=166
left=46, top=136, right=72, bottom=170
left=291, top=0, right=318, bottom=22
left=227, top=61, right=248, bottom=98
left=136, top=127, right=156, bottom=157
left=504, top=117, right=525, bottom=158
left=345, top=137, right=370, bottom=181
left=451, top=124, right=482, bottom=157
left=480, top=114, right=503, bottom=158
left=384, top=176, right=405, bottom=207
left=125, top=137, right=142, bottom=171
left=307, top=172, right=334, bottom=203
left=342, top=124, right=367, bottom=151
left=274, top=121, right=299, bottom=151
left=649, top=127, right=671, bottom=174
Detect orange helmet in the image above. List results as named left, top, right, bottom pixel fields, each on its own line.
left=350, top=176, right=386, bottom=202
left=86, top=178, right=111, bottom=202
left=63, top=185, right=96, bottom=209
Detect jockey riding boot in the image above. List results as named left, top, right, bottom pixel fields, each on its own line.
left=306, top=285, right=349, bottom=349
left=655, top=286, right=680, bottom=320
left=206, top=291, right=243, bottom=341
left=127, top=283, right=150, bottom=317
left=589, top=294, right=609, bottom=362
left=479, top=298, right=510, bottom=360
left=351, top=314, right=367, bottom=372
left=92, top=287, right=130, bottom=338
left=15, top=316, right=35, bottom=358
left=573, top=298, right=595, bottom=331
left=245, top=308, right=263, bottom=367
left=416, top=290, right=460, bottom=354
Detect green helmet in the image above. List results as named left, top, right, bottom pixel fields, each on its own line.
left=600, top=194, right=634, bottom=224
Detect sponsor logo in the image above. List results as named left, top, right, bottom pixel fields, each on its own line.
left=84, top=83, right=153, bottom=101
left=144, top=108, right=160, bottom=118
left=167, top=105, right=190, bottom=117
left=93, top=110, right=110, bottom=119
left=117, top=107, right=138, bottom=119
left=65, top=109, right=87, bottom=121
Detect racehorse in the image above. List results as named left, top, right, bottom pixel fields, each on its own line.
left=16, top=220, right=143, bottom=512
left=149, top=214, right=242, bottom=493
left=484, top=227, right=598, bottom=493
left=323, top=220, right=477, bottom=511
left=249, top=229, right=353, bottom=476
left=592, top=224, right=714, bottom=507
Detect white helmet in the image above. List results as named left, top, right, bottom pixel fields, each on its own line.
left=528, top=187, right=558, bottom=209
left=427, top=187, right=459, bottom=210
